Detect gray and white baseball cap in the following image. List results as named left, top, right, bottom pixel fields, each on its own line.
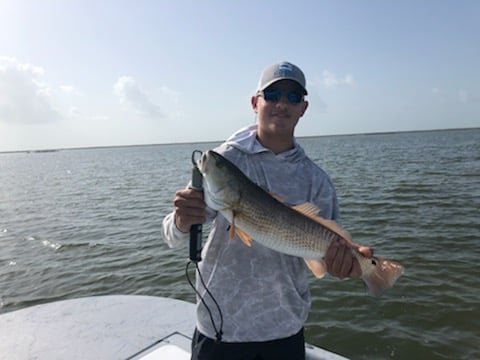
left=257, top=61, right=308, bottom=95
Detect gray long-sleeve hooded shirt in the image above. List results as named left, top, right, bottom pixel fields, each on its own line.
left=162, top=125, right=340, bottom=343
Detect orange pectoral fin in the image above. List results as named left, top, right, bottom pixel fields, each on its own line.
left=229, top=211, right=252, bottom=247
left=235, top=227, right=253, bottom=247
left=304, top=259, right=328, bottom=279
left=229, top=212, right=237, bottom=240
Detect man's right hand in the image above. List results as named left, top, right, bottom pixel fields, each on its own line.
left=173, top=189, right=206, bottom=233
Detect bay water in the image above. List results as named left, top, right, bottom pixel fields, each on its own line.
left=1, top=129, right=478, bottom=359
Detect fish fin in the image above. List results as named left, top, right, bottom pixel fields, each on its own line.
left=229, top=224, right=236, bottom=240
left=304, top=259, right=328, bottom=279
left=229, top=213, right=236, bottom=240
left=269, top=193, right=286, bottom=203
left=361, top=257, right=405, bottom=297
left=229, top=213, right=252, bottom=246
left=292, top=203, right=322, bottom=218
left=293, top=203, right=352, bottom=242
left=235, top=227, right=253, bottom=247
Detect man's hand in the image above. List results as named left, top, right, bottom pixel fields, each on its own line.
left=325, top=239, right=373, bottom=279
left=173, top=189, right=206, bottom=233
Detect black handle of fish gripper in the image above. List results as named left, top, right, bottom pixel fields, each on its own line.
left=189, top=150, right=203, bottom=263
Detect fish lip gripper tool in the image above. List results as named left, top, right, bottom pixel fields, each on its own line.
left=189, top=150, right=203, bottom=263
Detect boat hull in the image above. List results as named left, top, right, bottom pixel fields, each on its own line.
left=0, top=295, right=347, bottom=360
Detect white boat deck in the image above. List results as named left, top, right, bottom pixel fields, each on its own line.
left=0, top=295, right=348, bottom=360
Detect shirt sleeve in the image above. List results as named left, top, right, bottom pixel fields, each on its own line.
left=162, top=204, right=218, bottom=249
left=162, top=211, right=189, bottom=248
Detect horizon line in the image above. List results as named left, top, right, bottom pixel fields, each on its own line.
left=1, top=126, right=479, bottom=155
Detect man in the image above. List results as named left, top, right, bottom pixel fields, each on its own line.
left=163, top=61, right=371, bottom=360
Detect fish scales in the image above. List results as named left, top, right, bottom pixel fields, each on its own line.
left=234, top=190, right=336, bottom=257
left=198, top=150, right=405, bottom=297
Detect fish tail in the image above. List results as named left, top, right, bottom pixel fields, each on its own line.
left=361, top=257, right=405, bottom=297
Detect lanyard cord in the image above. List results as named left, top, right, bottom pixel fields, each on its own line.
left=186, top=260, right=224, bottom=342
left=185, top=150, right=223, bottom=342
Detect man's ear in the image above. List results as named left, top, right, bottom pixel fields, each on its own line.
left=300, top=101, right=309, bottom=117
left=251, top=96, right=258, bottom=113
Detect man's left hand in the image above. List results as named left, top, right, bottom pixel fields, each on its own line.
left=325, top=239, right=373, bottom=279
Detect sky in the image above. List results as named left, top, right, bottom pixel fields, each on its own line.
left=0, top=0, right=479, bottom=152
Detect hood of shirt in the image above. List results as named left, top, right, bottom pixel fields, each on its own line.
left=223, top=124, right=307, bottom=163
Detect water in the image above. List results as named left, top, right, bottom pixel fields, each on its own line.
left=1, top=129, right=479, bottom=360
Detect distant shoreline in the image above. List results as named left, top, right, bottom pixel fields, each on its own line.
left=297, top=127, right=480, bottom=140
left=1, top=126, right=478, bottom=155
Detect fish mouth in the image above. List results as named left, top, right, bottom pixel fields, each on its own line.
left=197, top=151, right=209, bottom=175
left=208, top=150, right=223, bottom=161
left=197, top=150, right=231, bottom=211
left=198, top=150, right=223, bottom=175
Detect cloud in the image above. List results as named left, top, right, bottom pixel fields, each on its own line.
left=322, top=70, right=356, bottom=88
left=458, top=89, right=480, bottom=104
left=113, top=76, right=163, bottom=118
left=59, top=84, right=82, bottom=96
left=66, top=105, right=109, bottom=122
left=60, top=85, right=75, bottom=93
left=0, top=57, right=60, bottom=123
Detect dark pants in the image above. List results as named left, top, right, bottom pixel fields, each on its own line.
left=191, top=328, right=306, bottom=360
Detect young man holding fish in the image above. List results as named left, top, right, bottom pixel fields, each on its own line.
left=163, top=62, right=382, bottom=360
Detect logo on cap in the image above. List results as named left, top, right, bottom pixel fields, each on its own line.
left=274, top=63, right=294, bottom=77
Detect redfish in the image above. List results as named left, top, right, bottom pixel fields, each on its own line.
left=198, top=150, right=404, bottom=296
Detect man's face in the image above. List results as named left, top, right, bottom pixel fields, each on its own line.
left=252, top=80, right=308, bottom=138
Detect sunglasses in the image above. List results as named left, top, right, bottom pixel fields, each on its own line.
left=258, top=89, right=304, bottom=104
